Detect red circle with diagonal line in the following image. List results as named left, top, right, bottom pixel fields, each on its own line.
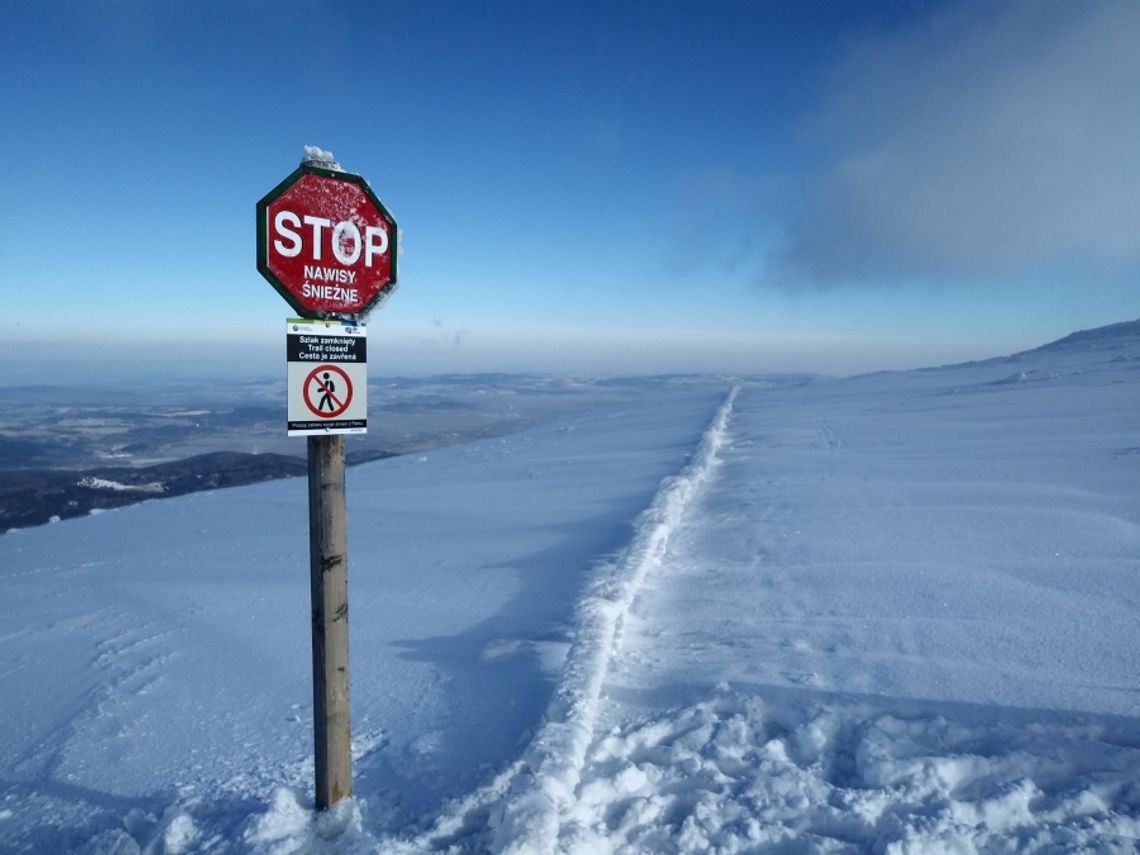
left=303, top=364, right=353, bottom=418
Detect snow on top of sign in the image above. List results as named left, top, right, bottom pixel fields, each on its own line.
left=301, top=145, right=342, bottom=171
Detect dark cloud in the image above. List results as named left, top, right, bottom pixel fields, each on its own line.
left=773, top=1, right=1140, bottom=286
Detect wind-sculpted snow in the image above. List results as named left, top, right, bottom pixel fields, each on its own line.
left=1, top=324, right=1138, bottom=853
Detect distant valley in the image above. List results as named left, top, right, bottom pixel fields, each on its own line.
left=0, top=449, right=398, bottom=532
left=0, top=373, right=713, bottom=533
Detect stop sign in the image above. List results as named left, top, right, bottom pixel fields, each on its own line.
left=257, top=164, right=398, bottom=318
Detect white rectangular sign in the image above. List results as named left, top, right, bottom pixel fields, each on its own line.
left=286, top=318, right=367, bottom=436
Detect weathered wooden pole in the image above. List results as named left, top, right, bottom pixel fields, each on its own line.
left=307, top=433, right=352, bottom=809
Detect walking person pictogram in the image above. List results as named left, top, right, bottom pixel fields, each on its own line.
left=318, top=372, right=336, bottom=412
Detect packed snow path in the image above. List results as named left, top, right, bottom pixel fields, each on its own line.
left=487, top=389, right=740, bottom=854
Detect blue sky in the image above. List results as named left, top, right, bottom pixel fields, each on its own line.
left=2, top=0, right=1138, bottom=377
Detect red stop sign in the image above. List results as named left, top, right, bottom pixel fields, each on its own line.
left=257, top=165, right=398, bottom=318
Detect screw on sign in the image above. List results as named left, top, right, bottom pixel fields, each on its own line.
left=304, top=365, right=353, bottom=419
left=257, top=159, right=398, bottom=319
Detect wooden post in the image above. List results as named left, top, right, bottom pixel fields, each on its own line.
left=307, top=434, right=352, bottom=809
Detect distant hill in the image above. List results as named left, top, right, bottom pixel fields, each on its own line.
left=1034, top=318, right=1140, bottom=352
left=0, top=449, right=394, bottom=533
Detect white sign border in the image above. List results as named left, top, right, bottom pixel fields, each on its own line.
left=286, top=317, right=368, bottom=437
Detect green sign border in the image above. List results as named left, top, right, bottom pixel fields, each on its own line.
left=257, top=164, right=399, bottom=320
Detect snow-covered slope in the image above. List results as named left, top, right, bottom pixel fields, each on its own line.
left=0, top=380, right=729, bottom=852
left=1, top=325, right=1137, bottom=853
left=548, top=339, right=1140, bottom=853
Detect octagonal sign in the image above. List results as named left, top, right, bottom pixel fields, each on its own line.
left=257, top=164, right=398, bottom=318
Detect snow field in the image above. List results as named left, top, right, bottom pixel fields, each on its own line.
left=1, top=323, right=1138, bottom=852
left=0, top=380, right=730, bottom=853
left=553, top=329, right=1140, bottom=852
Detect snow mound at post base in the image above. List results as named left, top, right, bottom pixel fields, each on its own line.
left=242, top=787, right=374, bottom=854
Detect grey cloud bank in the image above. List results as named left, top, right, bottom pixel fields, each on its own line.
left=774, top=0, right=1140, bottom=285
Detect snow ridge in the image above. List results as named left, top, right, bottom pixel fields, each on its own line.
left=489, top=387, right=739, bottom=854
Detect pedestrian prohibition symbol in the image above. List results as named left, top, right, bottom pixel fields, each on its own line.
left=304, top=365, right=353, bottom=418
left=286, top=318, right=368, bottom=436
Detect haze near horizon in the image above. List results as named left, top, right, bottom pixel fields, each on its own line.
left=1, top=0, right=1138, bottom=377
